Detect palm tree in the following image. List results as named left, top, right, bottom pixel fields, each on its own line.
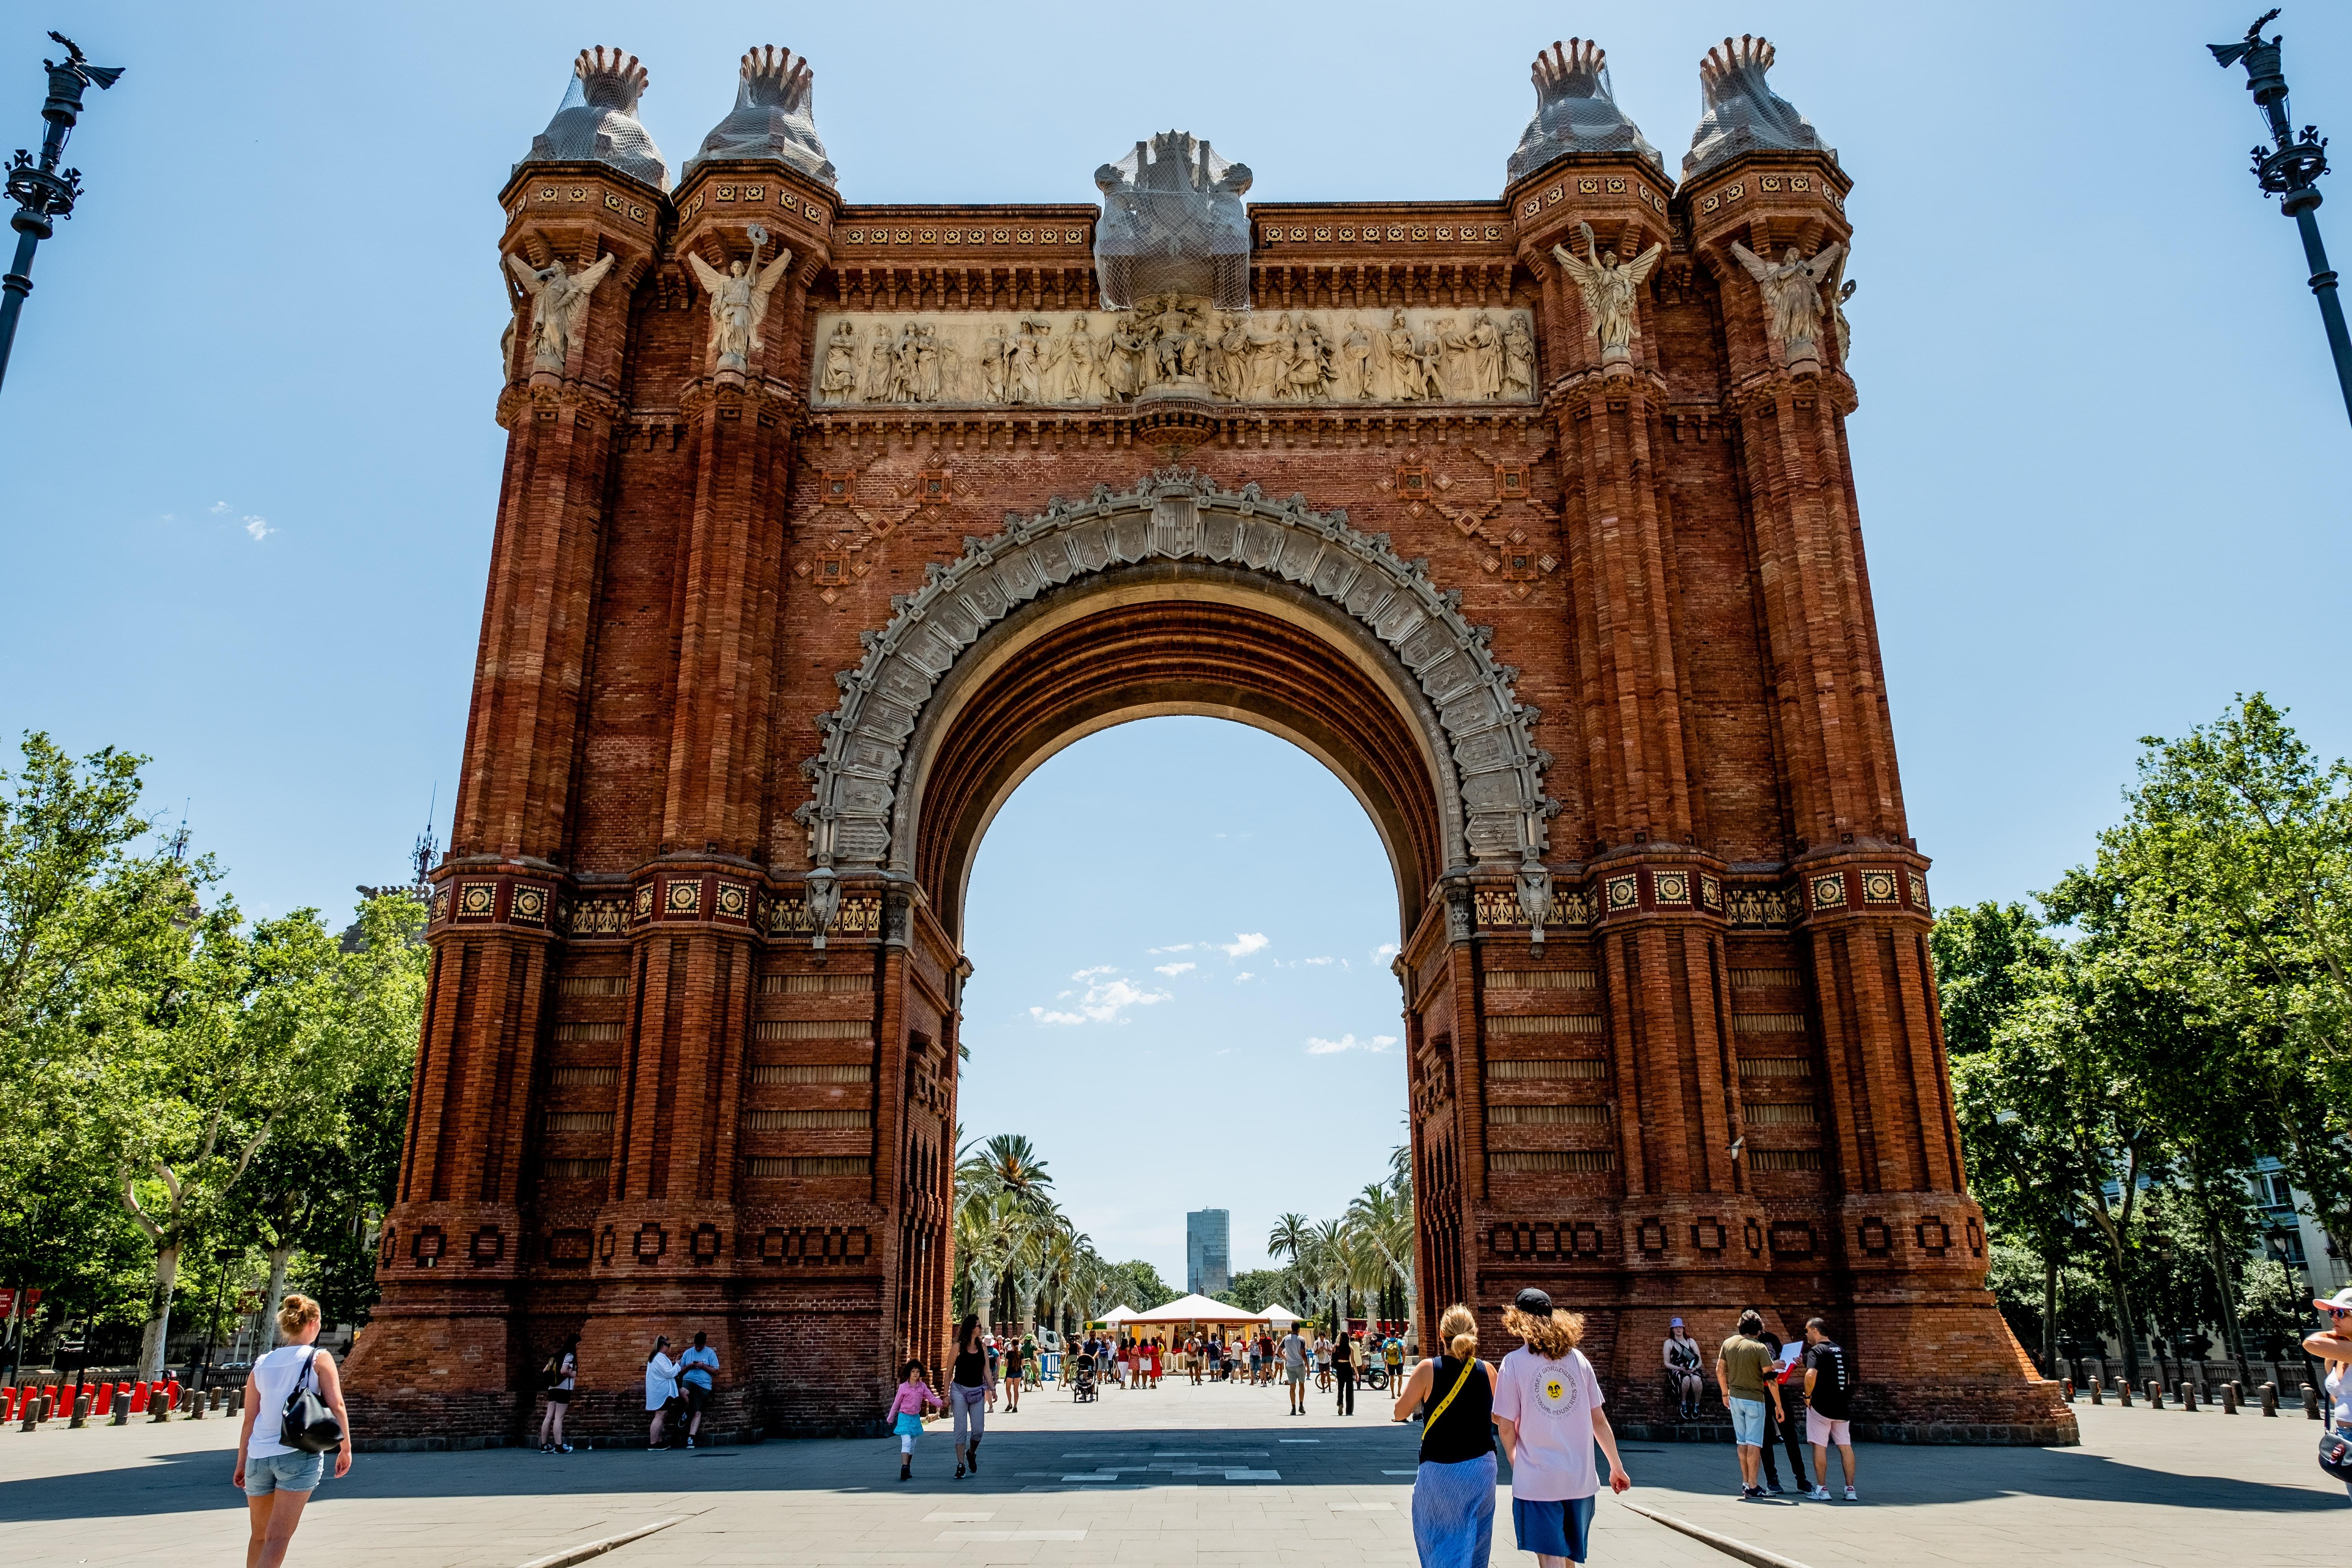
left=1346, top=1181, right=1416, bottom=1328
left=976, top=1132, right=1053, bottom=1207
left=1268, top=1211, right=1313, bottom=1267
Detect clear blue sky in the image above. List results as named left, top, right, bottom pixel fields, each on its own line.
left=3, top=4, right=2347, bottom=1278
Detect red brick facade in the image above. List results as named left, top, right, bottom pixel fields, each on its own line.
left=340, top=40, right=2073, bottom=1446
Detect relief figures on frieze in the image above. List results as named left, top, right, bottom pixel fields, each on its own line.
left=810, top=297, right=1537, bottom=409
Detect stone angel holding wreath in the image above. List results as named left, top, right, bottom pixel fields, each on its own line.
left=1551, top=220, right=1662, bottom=367
left=506, top=251, right=617, bottom=375
left=1728, top=239, right=1845, bottom=368
left=689, top=223, right=795, bottom=372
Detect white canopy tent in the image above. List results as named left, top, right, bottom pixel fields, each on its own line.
left=1261, top=1303, right=1302, bottom=1326
left=1098, top=1304, right=1139, bottom=1325
left=1127, top=1292, right=1269, bottom=1327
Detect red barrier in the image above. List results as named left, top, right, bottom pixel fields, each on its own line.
left=163, top=1379, right=180, bottom=1409
left=129, top=1381, right=149, bottom=1414
left=93, top=1381, right=113, bottom=1410
left=1, top=1387, right=16, bottom=1421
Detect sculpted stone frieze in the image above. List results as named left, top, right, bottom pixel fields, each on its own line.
left=797, top=469, right=1557, bottom=875
left=809, top=298, right=1537, bottom=409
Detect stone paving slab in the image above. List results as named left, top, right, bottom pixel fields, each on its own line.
left=0, top=1377, right=2334, bottom=1566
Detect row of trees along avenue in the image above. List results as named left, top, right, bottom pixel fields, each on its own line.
left=953, top=1131, right=1416, bottom=1335
left=0, top=734, right=426, bottom=1380
left=1939, top=695, right=2352, bottom=1384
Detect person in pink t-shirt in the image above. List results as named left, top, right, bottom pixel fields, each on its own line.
left=1490, top=1288, right=1632, bottom=1567
left=885, top=1359, right=943, bottom=1483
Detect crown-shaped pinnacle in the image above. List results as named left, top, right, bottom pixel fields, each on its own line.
left=741, top=45, right=815, bottom=113
left=1531, top=38, right=1606, bottom=102
left=1700, top=35, right=1776, bottom=97
left=574, top=46, right=649, bottom=108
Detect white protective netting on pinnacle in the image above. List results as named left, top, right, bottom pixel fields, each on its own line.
left=1092, top=131, right=1253, bottom=312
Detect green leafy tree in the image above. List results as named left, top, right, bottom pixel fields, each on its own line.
left=0, top=734, right=212, bottom=1316
left=1103, top=1258, right=1175, bottom=1312
left=242, top=893, right=426, bottom=1338
left=102, top=902, right=353, bottom=1376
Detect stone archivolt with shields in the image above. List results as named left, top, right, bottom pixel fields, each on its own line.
left=341, top=31, right=2071, bottom=1454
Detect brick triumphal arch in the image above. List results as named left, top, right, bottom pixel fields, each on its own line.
left=345, top=36, right=2073, bottom=1445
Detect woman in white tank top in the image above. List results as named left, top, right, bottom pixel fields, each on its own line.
left=234, top=1292, right=354, bottom=1568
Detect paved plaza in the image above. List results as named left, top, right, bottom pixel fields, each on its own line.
left=0, top=1375, right=2337, bottom=1567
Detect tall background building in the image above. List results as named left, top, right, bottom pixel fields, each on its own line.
left=1187, top=1209, right=1230, bottom=1296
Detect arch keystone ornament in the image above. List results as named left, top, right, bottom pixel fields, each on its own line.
left=344, top=34, right=2072, bottom=1453
left=796, top=468, right=1558, bottom=880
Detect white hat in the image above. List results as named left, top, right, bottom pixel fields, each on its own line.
left=2316, top=1286, right=2352, bottom=1313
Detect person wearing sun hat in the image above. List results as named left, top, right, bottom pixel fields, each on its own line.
left=1492, top=1287, right=1632, bottom=1566
left=1661, top=1318, right=1702, bottom=1422
left=2307, top=1285, right=2352, bottom=1499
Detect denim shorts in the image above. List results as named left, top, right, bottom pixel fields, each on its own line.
left=244, top=1449, right=325, bottom=1496
left=1728, top=1396, right=1768, bottom=1447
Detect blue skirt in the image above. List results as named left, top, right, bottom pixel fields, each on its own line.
left=1511, top=1495, right=1595, bottom=1562
left=1411, top=1452, right=1496, bottom=1568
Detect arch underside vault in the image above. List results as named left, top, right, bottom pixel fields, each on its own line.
left=798, top=469, right=1559, bottom=933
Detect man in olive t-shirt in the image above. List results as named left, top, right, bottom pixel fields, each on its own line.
left=1715, top=1309, right=1782, bottom=1497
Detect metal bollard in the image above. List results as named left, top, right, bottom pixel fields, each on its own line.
left=2306, top=1384, right=2322, bottom=1421
left=2118, top=1380, right=2133, bottom=1407
left=17, top=1399, right=34, bottom=1432
left=111, top=1391, right=130, bottom=1425
left=148, top=1395, right=169, bottom=1423
left=2261, top=1381, right=2279, bottom=1416
left=229, top=1387, right=244, bottom=1416
left=38, top=1395, right=53, bottom=1423
left=186, top=1388, right=205, bottom=1421
left=70, top=1393, right=89, bottom=1429
left=2146, top=1379, right=2164, bottom=1408
left=2090, top=1378, right=2104, bottom=1404
left=2180, top=1379, right=2196, bottom=1411
left=2222, top=1383, right=2237, bottom=1413
left=210, top=1387, right=224, bottom=1411
left=2062, top=1377, right=2074, bottom=1401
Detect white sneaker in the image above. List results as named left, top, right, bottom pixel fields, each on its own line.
left=1844, top=1486, right=1858, bottom=1501
left=1808, top=1486, right=1831, bottom=1501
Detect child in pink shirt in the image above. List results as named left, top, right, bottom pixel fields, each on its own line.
left=887, top=1359, right=943, bottom=1482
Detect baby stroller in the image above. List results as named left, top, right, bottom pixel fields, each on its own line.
left=1069, top=1352, right=1100, bottom=1403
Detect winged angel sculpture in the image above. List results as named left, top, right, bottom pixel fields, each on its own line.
left=1730, top=240, right=1844, bottom=367
left=506, top=252, right=617, bottom=375
left=1551, top=221, right=1662, bottom=367
left=688, top=223, right=795, bottom=373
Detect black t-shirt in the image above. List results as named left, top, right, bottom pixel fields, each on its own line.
left=1333, top=1337, right=1354, bottom=1370
left=953, top=1338, right=987, bottom=1388
left=1802, top=1340, right=1852, bottom=1419
left=1417, top=1355, right=1495, bottom=1465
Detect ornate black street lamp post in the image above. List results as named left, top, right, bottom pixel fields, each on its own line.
left=0, top=33, right=122, bottom=396
left=2211, top=10, right=2352, bottom=426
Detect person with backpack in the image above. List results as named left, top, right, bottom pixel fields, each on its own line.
left=232, top=1293, right=353, bottom=1568
left=538, top=1335, right=579, bottom=1453
left=2305, top=1287, right=2352, bottom=1501
left=1800, top=1318, right=1858, bottom=1500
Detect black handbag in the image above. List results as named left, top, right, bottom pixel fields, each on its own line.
left=279, top=1349, right=344, bottom=1455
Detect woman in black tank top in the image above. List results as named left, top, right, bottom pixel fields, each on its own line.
left=1393, top=1305, right=1496, bottom=1568
left=947, top=1314, right=992, bottom=1480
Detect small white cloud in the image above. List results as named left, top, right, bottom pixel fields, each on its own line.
left=1374, top=942, right=1401, bottom=961
left=1154, top=961, right=1196, bottom=977
left=209, top=501, right=230, bottom=515
left=1221, top=932, right=1269, bottom=959
left=1306, top=1033, right=1397, bottom=1056
left=1149, top=942, right=1195, bottom=955
left=1235, top=971, right=1255, bottom=983
left=1029, top=971, right=1172, bottom=1026
left=243, top=515, right=274, bottom=541
left=1303, top=956, right=1334, bottom=966
left=1071, top=965, right=1115, bottom=979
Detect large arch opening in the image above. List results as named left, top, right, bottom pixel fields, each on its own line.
left=955, top=715, right=1415, bottom=1330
